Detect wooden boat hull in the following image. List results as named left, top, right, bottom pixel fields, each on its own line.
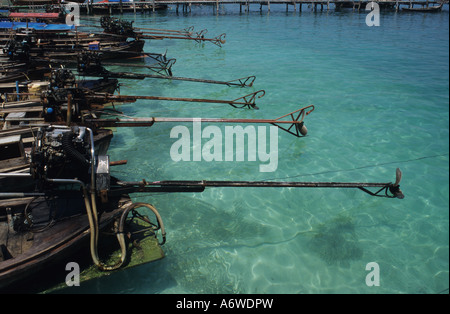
left=32, top=40, right=146, bottom=60
left=0, top=187, right=165, bottom=292
left=0, top=67, right=51, bottom=84
left=0, top=194, right=129, bottom=291
left=78, top=78, right=119, bottom=94
left=0, top=76, right=118, bottom=95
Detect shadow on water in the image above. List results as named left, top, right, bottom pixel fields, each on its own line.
left=308, top=215, right=363, bottom=266
left=121, top=194, right=276, bottom=293
left=32, top=193, right=276, bottom=294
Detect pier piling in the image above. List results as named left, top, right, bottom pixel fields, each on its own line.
left=73, top=1, right=447, bottom=15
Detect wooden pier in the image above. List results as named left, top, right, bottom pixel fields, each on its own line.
left=77, top=0, right=448, bottom=14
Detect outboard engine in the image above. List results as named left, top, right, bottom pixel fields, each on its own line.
left=41, top=69, right=85, bottom=123
left=3, top=38, right=31, bottom=62
left=31, top=126, right=91, bottom=183
left=49, top=68, right=76, bottom=89
left=77, top=51, right=109, bottom=77
left=30, top=126, right=110, bottom=199
left=100, top=16, right=136, bottom=37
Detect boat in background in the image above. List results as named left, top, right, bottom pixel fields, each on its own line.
left=11, top=0, right=85, bottom=5
left=402, top=2, right=443, bottom=12
left=90, top=0, right=168, bottom=14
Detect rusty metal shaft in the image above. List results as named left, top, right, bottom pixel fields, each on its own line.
left=85, top=105, right=315, bottom=138
left=85, top=90, right=265, bottom=109
left=112, top=167, right=404, bottom=199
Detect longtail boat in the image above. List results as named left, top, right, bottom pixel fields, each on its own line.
left=402, top=3, right=443, bottom=12
left=0, top=14, right=405, bottom=293
left=0, top=75, right=405, bottom=291
left=0, top=120, right=404, bottom=291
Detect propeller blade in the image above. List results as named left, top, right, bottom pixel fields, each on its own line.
left=272, top=105, right=315, bottom=137
left=394, top=168, right=402, bottom=187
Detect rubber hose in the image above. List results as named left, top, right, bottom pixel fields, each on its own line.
left=61, top=131, right=90, bottom=168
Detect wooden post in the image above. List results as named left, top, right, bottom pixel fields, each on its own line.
left=15, top=81, right=20, bottom=102
left=75, top=25, right=79, bottom=48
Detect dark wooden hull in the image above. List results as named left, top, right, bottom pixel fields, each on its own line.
left=0, top=193, right=131, bottom=291
left=0, top=76, right=118, bottom=95
left=1, top=123, right=118, bottom=291
left=34, top=39, right=146, bottom=60
left=0, top=31, right=126, bottom=48
left=78, top=78, right=119, bottom=94
left=0, top=30, right=145, bottom=61
left=0, top=67, right=51, bottom=84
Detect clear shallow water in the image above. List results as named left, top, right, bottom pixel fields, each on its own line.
left=77, top=5, right=448, bottom=294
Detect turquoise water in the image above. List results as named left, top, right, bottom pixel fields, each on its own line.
left=80, top=5, right=448, bottom=293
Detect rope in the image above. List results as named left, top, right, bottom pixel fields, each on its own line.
left=261, top=153, right=449, bottom=182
